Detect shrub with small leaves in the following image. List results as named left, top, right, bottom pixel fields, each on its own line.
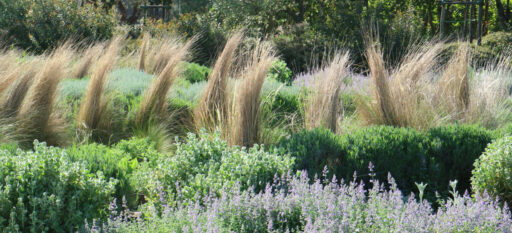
left=267, top=59, right=293, bottom=84
left=181, top=62, right=211, bottom=83
left=472, top=136, right=512, bottom=207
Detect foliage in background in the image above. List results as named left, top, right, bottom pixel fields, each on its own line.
left=0, top=0, right=118, bottom=52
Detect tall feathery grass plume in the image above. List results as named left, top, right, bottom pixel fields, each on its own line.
left=76, top=37, right=121, bottom=137
left=138, top=33, right=150, bottom=71
left=135, top=37, right=195, bottom=129
left=0, top=64, right=23, bottom=96
left=16, top=45, right=73, bottom=147
left=229, top=41, right=276, bottom=147
left=72, top=43, right=105, bottom=79
left=0, top=60, right=40, bottom=118
left=195, top=32, right=243, bottom=132
left=358, top=40, right=444, bottom=129
left=304, top=52, right=351, bottom=133
left=145, top=37, right=183, bottom=74
left=438, top=43, right=471, bottom=117
left=465, top=56, right=512, bottom=128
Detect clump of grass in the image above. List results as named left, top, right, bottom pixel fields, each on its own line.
left=76, top=37, right=121, bottom=142
left=358, top=41, right=444, bottom=129
left=229, top=41, right=276, bottom=147
left=72, top=44, right=105, bottom=79
left=145, top=37, right=183, bottom=74
left=137, top=33, right=150, bottom=71
left=439, top=43, right=471, bottom=117
left=0, top=60, right=40, bottom=118
left=16, top=45, right=73, bottom=147
left=135, top=38, right=194, bottom=128
left=195, top=32, right=243, bottom=132
left=304, top=52, right=351, bottom=133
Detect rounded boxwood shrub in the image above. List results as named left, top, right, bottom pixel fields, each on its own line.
left=279, top=124, right=494, bottom=196
left=0, top=141, right=117, bottom=232
left=279, top=126, right=436, bottom=194
left=472, top=136, right=512, bottom=206
left=428, top=124, right=494, bottom=193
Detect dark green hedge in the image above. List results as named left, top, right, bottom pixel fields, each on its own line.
left=278, top=124, right=495, bottom=196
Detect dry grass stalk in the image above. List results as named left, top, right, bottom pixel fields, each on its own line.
left=465, top=56, right=511, bottom=128
left=195, top=32, right=243, bottom=132
left=72, top=44, right=105, bottom=79
left=138, top=33, right=150, bottom=71
left=135, top=38, right=194, bottom=128
left=0, top=60, right=40, bottom=118
left=439, top=43, right=471, bottom=116
left=305, top=52, right=351, bottom=133
left=146, top=37, right=182, bottom=74
left=77, top=37, right=121, bottom=132
left=358, top=41, right=444, bottom=129
left=229, top=42, right=276, bottom=147
left=16, top=45, right=73, bottom=146
left=0, top=65, right=23, bottom=95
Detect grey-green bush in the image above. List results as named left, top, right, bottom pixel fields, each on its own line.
left=131, top=130, right=294, bottom=204
left=0, top=141, right=116, bottom=232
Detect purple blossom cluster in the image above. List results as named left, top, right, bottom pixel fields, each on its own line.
left=88, top=171, right=512, bottom=232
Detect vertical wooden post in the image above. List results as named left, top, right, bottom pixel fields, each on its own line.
left=477, top=0, right=483, bottom=45
left=463, top=0, right=469, bottom=39
left=440, top=1, right=446, bottom=37
left=469, top=4, right=474, bottom=43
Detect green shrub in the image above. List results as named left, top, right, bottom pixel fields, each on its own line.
left=181, top=62, right=211, bottom=83
left=278, top=124, right=494, bottom=196
left=132, top=131, right=294, bottom=204
left=279, top=127, right=435, bottom=194
left=428, top=124, right=494, bottom=193
left=472, top=136, right=512, bottom=206
left=0, top=0, right=118, bottom=52
left=267, top=59, right=293, bottom=84
left=0, top=141, right=116, bottom=232
left=481, top=32, right=512, bottom=55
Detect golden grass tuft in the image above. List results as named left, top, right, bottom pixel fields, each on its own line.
left=229, top=41, right=276, bottom=147
left=16, top=45, right=73, bottom=146
left=0, top=60, right=40, bottom=118
left=145, top=37, right=183, bottom=74
left=439, top=43, right=471, bottom=116
left=135, top=38, right=195, bottom=128
left=358, top=41, right=445, bottom=129
left=72, top=44, right=105, bottom=79
left=304, top=52, right=351, bottom=133
left=137, top=33, right=150, bottom=71
left=76, top=37, right=121, bottom=134
left=195, top=32, right=243, bottom=132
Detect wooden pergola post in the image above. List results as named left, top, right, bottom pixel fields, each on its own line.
left=439, top=0, right=484, bottom=45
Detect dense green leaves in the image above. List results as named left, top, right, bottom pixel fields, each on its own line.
left=279, top=124, right=495, bottom=196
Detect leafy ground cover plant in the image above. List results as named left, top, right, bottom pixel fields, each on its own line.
left=131, top=130, right=294, bottom=205
left=0, top=141, right=117, bottom=232
left=87, top=171, right=512, bottom=232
